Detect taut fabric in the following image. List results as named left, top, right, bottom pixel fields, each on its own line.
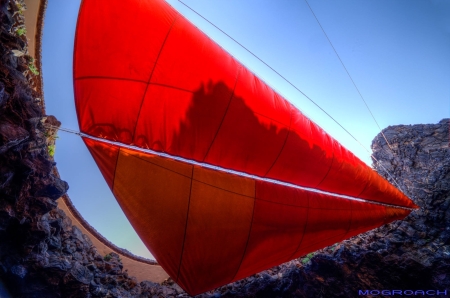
left=75, top=0, right=417, bottom=295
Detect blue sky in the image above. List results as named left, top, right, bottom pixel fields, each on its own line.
left=42, top=0, right=449, bottom=259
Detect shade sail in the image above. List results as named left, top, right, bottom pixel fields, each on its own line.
left=74, top=0, right=418, bottom=295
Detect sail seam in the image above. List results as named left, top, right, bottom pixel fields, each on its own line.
left=264, top=104, right=293, bottom=177
left=288, top=192, right=310, bottom=260
left=202, top=65, right=242, bottom=161
left=231, top=184, right=257, bottom=282
left=111, top=147, right=121, bottom=192
left=75, top=76, right=148, bottom=84
left=316, top=150, right=335, bottom=188
left=131, top=16, right=179, bottom=141
left=75, top=76, right=194, bottom=94
left=176, top=166, right=194, bottom=283
left=345, top=201, right=354, bottom=237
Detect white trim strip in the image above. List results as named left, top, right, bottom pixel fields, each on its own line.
left=56, top=126, right=415, bottom=211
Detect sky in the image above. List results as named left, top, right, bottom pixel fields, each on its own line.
left=42, top=0, right=450, bottom=259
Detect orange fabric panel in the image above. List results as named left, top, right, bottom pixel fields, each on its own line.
left=113, top=148, right=193, bottom=280
left=82, top=137, right=119, bottom=190
left=292, top=193, right=352, bottom=259
left=74, top=0, right=176, bottom=81
left=177, top=166, right=255, bottom=295
left=345, top=200, right=387, bottom=238
left=234, top=182, right=309, bottom=280
left=192, top=165, right=255, bottom=197
left=75, top=79, right=146, bottom=144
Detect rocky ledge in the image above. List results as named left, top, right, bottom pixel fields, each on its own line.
left=1, top=0, right=449, bottom=297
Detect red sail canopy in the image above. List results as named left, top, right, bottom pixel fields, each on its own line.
left=73, top=0, right=417, bottom=295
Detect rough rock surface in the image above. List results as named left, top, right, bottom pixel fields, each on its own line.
left=1, top=0, right=449, bottom=297
left=0, top=1, right=176, bottom=297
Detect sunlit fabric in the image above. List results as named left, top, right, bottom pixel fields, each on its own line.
left=73, top=0, right=418, bottom=295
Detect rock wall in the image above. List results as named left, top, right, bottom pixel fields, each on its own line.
left=14, top=0, right=170, bottom=285
left=0, top=1, right=173, bottom=296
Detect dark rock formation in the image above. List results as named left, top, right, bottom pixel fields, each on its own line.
left=0, top=1, right=176, bottom=297
left=1, top=0, right=449, bottom=297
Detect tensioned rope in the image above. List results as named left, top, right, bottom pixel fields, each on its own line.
left=175, top=0, right=410, bottom=198
left=301, top=0, right=418, bottom=200
left=44, top=124, right=415, bottom=212
left=303, top=0, right=394, bottom=151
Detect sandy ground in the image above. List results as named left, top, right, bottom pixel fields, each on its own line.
left=57, top=199, right=169, bottom=283
left=23, top=0, right=40, bottom=58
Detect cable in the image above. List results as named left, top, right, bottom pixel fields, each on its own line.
left=303, top=0, right=393, bottom=151
left=302, top=0, right=417, bottom=200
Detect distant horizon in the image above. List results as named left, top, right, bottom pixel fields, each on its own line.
left=43, top=0, right=450, bottom=259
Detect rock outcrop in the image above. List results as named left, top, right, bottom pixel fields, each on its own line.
left=1, top=0, right=449, bottom=296
left=0, top=1, right=173, bottom=297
